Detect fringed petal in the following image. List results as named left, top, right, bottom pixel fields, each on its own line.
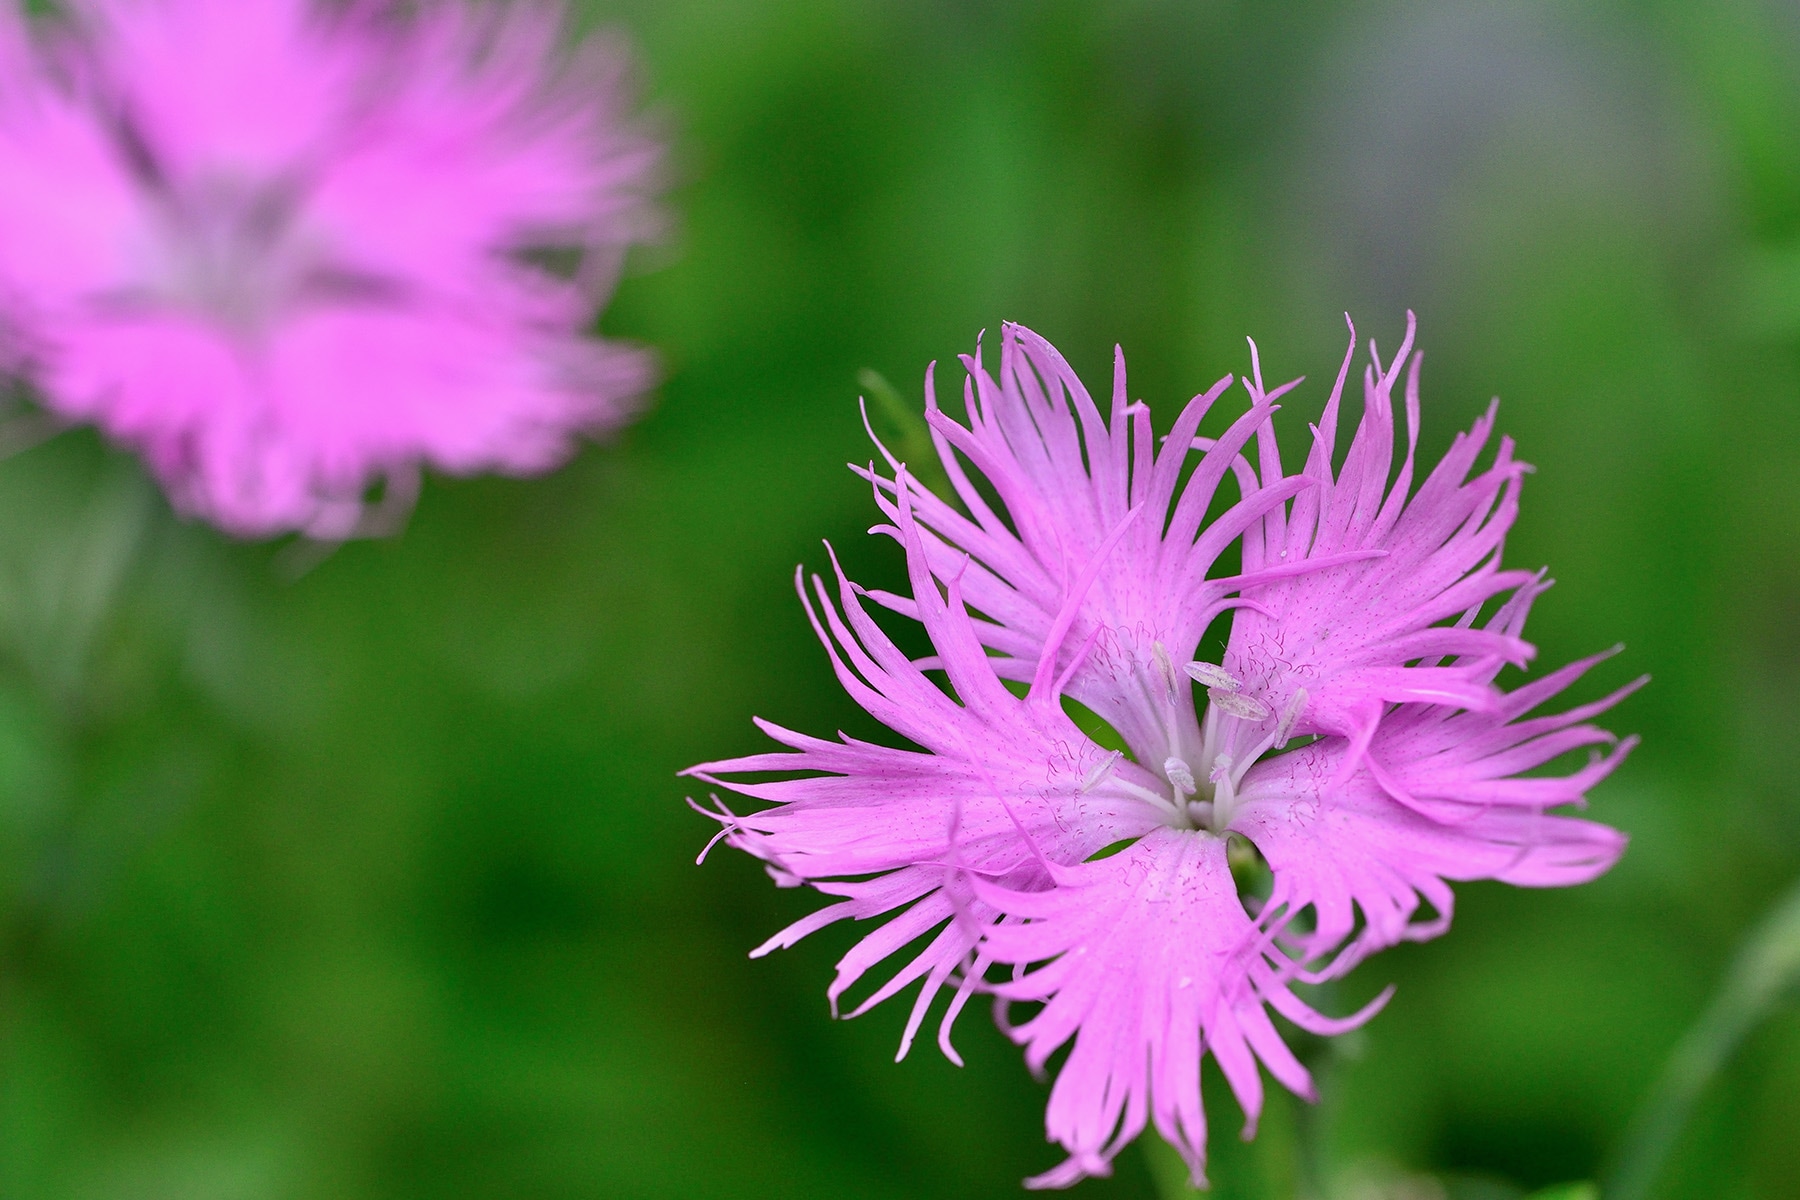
left=974, top=828, right=1380, bottom=1189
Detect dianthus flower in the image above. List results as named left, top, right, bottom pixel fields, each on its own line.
left=0, top=0, right=660, bottom=537
left=688, top=316, right=1640, bottom=1189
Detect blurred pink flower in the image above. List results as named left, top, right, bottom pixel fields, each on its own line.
left=0, top=0, right=660, bottom=537
left=689, top=318, right=1638, bottom=1188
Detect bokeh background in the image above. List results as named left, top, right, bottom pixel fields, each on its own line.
left=0, top=0, right=1796, bottom=1196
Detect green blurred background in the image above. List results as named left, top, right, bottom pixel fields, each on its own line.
left=1, top=0, right=1798, bottom=1196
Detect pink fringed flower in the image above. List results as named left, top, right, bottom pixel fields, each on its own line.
left=689, top=317, right=1639, bottom=1189
left=0, top=0, right=660, bottom=537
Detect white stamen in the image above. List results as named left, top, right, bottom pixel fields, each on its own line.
left=1273, top=687, right=1309, bottom=749
left=1080, top=750, right=1122, bottom=793
left=1151, top=641, right=1179, bottom=701
left=1207, top=687, right=1271, bottom=721
left=1183, top=660, right=1241, bottom=691
left=1163, top=755, right=1196, bottom=797
left=1186, top=799, right=1214, bottom=826
left=1209, top=754, right=1242, bottom=829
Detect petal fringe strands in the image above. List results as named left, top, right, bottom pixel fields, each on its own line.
left=0, top=0, right=661, bottom=538
left=1214, top=315, right=1538, bottom=768
left=688, top=316, right=1641, bottom=1189
left=853, top=324, right=1319, bottom=774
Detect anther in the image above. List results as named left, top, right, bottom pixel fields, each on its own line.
left=1080, top=750, right=1122, bottom=793
left=1163, top=755, right=1196, bottom=797
left=1207, top=687, right=1271, bottom=721
left=1209, top=753, right=1234, bottom=785
left=1183, top=660, right=1242, bottom=691
left=1152, top=641, right=1179, bottom=702
left=1273, top=687, right=1309, bottom=749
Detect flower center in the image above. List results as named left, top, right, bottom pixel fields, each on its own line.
left=151, top=175, right=316, bottom=331
left=1151, top=652, right=1307, bottom=834
left=134, top=171, right=395, bottom=338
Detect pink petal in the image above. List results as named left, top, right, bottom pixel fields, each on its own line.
left=975, top=828, right=1382, bottom=1189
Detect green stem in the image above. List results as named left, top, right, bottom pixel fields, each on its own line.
left=1604, top=876, right=1800, bottom=1200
